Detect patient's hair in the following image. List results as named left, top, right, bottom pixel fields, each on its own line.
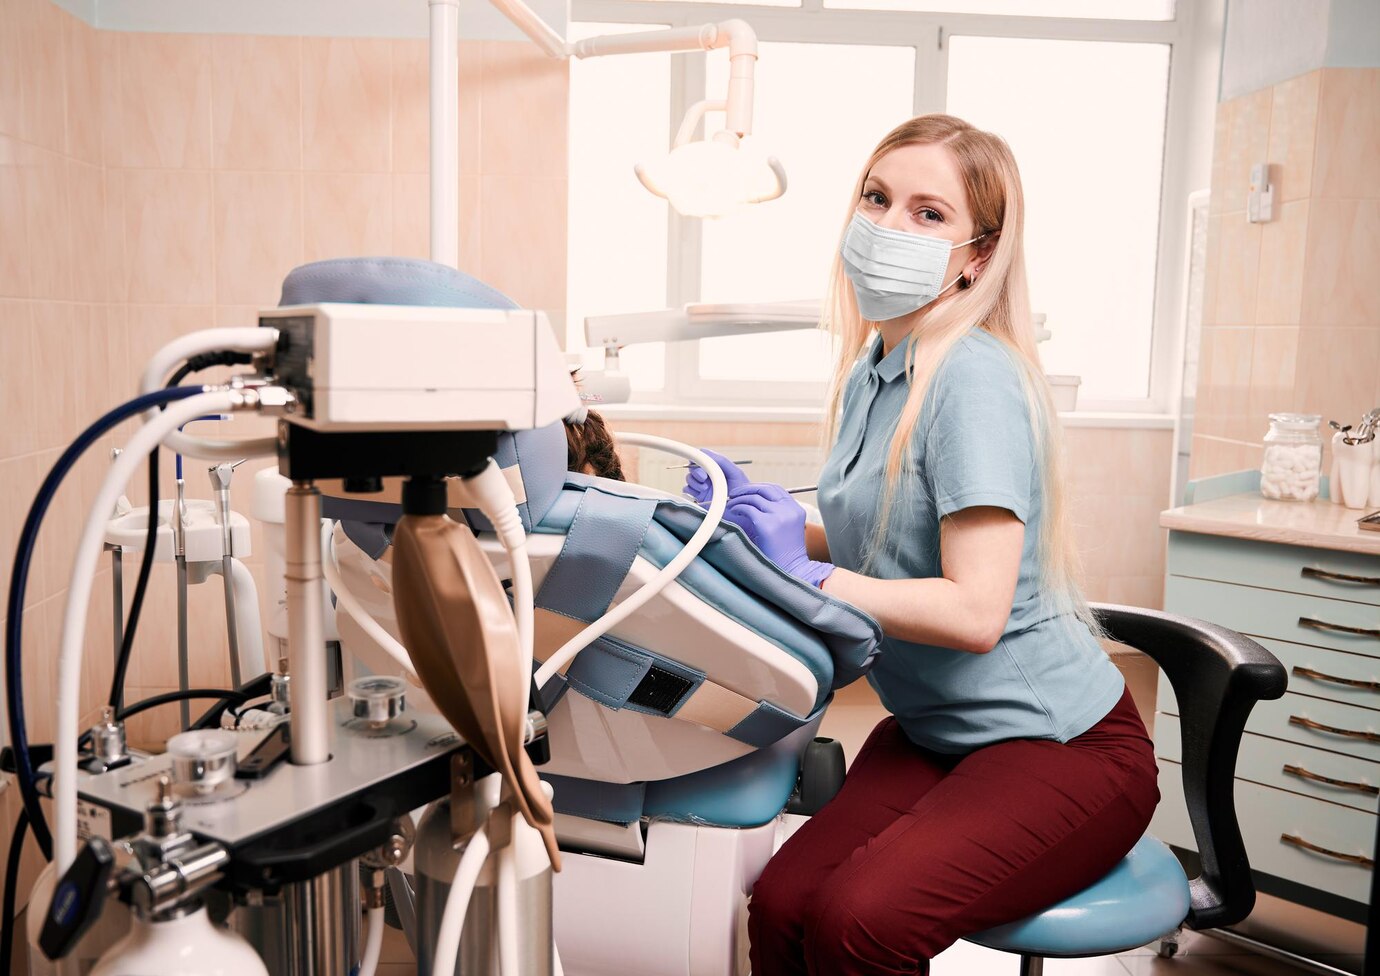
left=565, top=408, right=625, bottom=480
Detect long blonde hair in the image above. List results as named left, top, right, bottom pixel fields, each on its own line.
left=823, top=114, right=1098, bottom=637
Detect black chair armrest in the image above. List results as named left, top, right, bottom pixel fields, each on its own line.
left=1091, top=604, right=1287, bottom=930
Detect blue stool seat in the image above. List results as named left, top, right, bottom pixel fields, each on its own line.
left=966, top=835, right=1190, bottom=957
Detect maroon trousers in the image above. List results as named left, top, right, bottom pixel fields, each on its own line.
left=748, top=688, right=1160, bottom=975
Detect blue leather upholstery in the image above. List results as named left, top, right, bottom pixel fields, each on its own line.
left=966, top=835, right=1190, bottom=956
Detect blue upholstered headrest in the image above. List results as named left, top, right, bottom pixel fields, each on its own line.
left=279, top=257, right=569, bottom=540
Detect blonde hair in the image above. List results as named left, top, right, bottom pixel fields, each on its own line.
left=823, top=114, right=1099, bottom=637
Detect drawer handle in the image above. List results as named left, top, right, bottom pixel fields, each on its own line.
left=1282, top=763, right=1380, bottom=796
left=1280, top=834, right=1375, bottom=869
left=1298, top=616, right=1380, bottom=640
left=1289, top=714, right=1380, bottom=743
left=1292, top=665, right=1380, bottom=693
left=1301, top=566, right=1380, bottom=587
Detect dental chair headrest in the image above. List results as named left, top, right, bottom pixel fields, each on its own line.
left=279, top=257, right=570, bottom=543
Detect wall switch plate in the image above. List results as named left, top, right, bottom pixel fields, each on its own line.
left=1247, top=162, right=1274, bottom=223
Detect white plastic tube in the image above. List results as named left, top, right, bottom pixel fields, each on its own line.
left=228, top=557, right=267, bottom=679
left=488, top=0, right=568, bottom=57
left=534, top=434, right=726, bottom=689
left=358, top=906, right=385, bottom=976
left=460, top=462, right=533, bottom=711
left=431, top=824, right=492, bottom=976
left=138, top=328, right=279, bottom=462
left=321, top=523, right=421, bottom=685
left=430, top=0, right=460, bottom=268
left=55, top=391, right=251, bottom=872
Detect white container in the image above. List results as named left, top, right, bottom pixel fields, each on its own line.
left=1047, top=375, right=1080, bottom=412
left=1329, top=431, right=1345, bottom=504
left=1259, top=413, right=1322, bottom=502
left=1335, top=438, right=1374, bottom=510
left=1369, top=437, right=1380, bottom=509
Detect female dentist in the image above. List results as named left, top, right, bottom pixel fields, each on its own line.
left=685, top=114, right=1160, bottom=974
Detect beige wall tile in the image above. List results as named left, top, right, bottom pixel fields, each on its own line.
left=98, top=28, right=121, bottom=170
left=81, top=568, right=116, bottom=722
left=0, top=456, right=43, bottom=613
left=214, top=171, right=303, bottom=306
left=1301, top=198, right=1380, bottom=328
left=30, top=302, right=111, bottom=455
left=1313, top=68, right=1380, bottom=201
left=1103, top=575, right=1165, bottom=612
left=302, top=38, right=391, bottom=173
left=1254, top=200, right=1309, bottom=325
left=479, top=175, right=566, bottom=309
left=124, top=169, right=214, bottom=304
left=63, top=12, right=102, bottom=165
left=0, top=300, right=38, bottom=458
left=14, top=0, right=67, bottom=152
left=212, top=35, right=302, bottom=172
left=390, top=40, right=428, bottom=175
left=1208, top=101, right=1230, bottom=217
left=1221, top=88, right=1272, bottom=217
left=0, top=135, right=30, bottom=298
left=117, top=32, right=212, bottom=169
left=103, top=165, right=127, bottom=304
left=480, top=42, right=568, bottom=179
left=1245, top=325, right=1299, bottom=423
left=19, top=143, right=74, bottom=300
left=1267, top=70, right=1319, bottom=204
left=390, top=172, right=429, bottom=260
left=303, top=173, right=392, bottom=264
left=1195, top=326, right=1254, bottom=427
left=25, top=596, right=55, bottom=742
left=1214, top=216, right=1261, bottom=325
left=1200, top=214, right=1222, bottom=326
left=1294, top=326, right=1380, bottom=429
left=67, top=158, right=108, bottom=302
left=1062, top=427, right=1173, bottom=501
left=0, top=0, right=22, bottom=139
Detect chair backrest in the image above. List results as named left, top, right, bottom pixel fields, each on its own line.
left=1091, top=604, right=1287, bottom=929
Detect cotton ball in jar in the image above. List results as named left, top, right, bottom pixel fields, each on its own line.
left=1260, top=443, right=1321, bottom=501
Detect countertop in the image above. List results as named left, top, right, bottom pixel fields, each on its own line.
left=1160, top=493, right=1380, bottom=556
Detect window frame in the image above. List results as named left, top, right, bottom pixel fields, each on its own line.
left=570, top=0, right=1216, bottom=413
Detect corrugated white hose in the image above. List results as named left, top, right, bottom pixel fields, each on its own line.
left=358, top=905, right=385, bottom=976
left=431, top=823, right=492, bottom=976
left=321, top=523, right=421, bottom=685
left=533, top=435, right=727, bottom=689
left=55, top=391, right=253, bottom=872
left=139, top=327, right=280, bottom=461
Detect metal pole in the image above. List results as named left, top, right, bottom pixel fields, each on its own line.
left=175, top=477, right=190, bottom=730
left=285, top=483, right=330, bottom=765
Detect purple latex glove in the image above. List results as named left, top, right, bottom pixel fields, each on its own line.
left=683, top=449, right=753, bottom=505
left=724, top=484, right=835, bottom=588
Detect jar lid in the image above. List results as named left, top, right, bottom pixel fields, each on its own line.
left=1267, top=412, right=1321, bottom=430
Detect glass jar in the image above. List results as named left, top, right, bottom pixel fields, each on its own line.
left=1260, top=413, right=1322, bottom=501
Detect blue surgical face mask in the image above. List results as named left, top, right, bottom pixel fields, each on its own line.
left=840, top=212, right=984, bottom=322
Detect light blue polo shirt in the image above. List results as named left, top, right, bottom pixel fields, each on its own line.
left=817, top=328, right=1124, bottom=753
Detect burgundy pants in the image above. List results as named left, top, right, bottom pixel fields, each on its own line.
left=748, top=688, right=1159, bottom=975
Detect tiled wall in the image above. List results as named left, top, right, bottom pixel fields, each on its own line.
left=0, top=0, right=568, bottom=927
left=611, top=419, right=1175, bottom=611
left=1190, top=67, right=1380, bottom=478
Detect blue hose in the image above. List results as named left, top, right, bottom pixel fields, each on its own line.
left=4, top=386, right=206, bottom=859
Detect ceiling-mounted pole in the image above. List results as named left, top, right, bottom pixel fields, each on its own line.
left=430, top=0, right=460, bottom=269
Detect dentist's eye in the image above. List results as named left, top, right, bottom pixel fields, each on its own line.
left=916, top=207, right=944, bottom=223
left=862, top=190, right=887, bottom=208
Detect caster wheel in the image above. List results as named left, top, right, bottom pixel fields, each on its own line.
left=1156, top=937, right=1179, bottom=959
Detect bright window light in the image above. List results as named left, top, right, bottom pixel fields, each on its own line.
left=697, top=41, right=916, bottom=384
left=567, top=22, right=671, bottom=391
left=947, top=35, right=1170, bottom=401
left=824, top=0, right=1174, bottom=18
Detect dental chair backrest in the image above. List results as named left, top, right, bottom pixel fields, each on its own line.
left=281, top=258, right=883, bottom=824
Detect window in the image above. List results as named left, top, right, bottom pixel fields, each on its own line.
left=569, top=1, right=1204, bottom=412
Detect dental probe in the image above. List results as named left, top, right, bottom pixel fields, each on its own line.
left=665, top=459, right=753, bottom=469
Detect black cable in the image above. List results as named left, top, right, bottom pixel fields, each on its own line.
left=116, top=688, right=246, bottom=723
left=1, top=808, right=29, bottom=970
left=108, top=448, right=157, bottom=713
left=190, top=672, right=273, bottom=731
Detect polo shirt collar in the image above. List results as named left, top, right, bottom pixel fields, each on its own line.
left=871, top=332, right=913, bottom=384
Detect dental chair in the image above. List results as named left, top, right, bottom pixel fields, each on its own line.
left=965, top=605, right=1287, bottom=974
left=276, top=257, right=884, bottom=976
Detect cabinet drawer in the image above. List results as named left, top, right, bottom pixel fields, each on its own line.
left=1158, top=689, right=1380, bottom=762
left=1260, top=637, right=1380, bottom=710
left=1156, top=715, right=1380, bottom=813
left=1168, top=533, right=1380, bottom=608
left=1166, top=576, right=1380, bottom=657
left=1153, top=760, right=1373, bottom=905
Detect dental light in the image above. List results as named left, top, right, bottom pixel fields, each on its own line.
left=444, top=0, right=786, bottom=220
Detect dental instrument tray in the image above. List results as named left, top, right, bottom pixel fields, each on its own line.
left=72, top=697, right=469, bottom=889
left=1357, top=511, right=1380, bottom=532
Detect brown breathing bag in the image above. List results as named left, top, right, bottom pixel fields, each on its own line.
left=390, top=514, right=560, bottom=869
